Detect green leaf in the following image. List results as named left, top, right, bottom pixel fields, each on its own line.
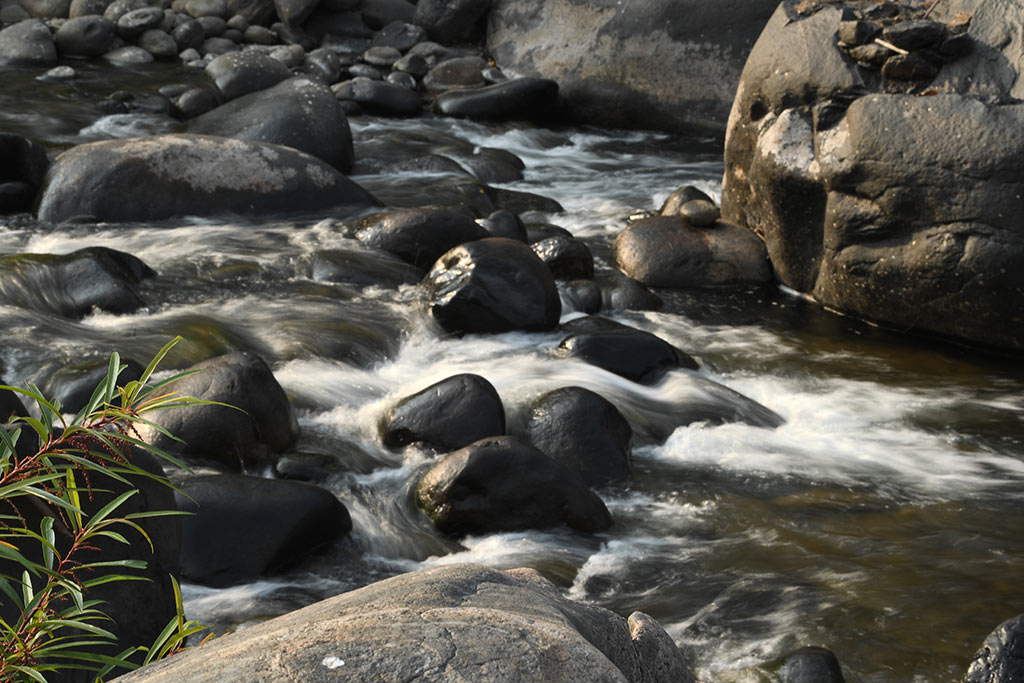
left=89, top=489, right=138, bottom=527
left=104, top=351, right=120, bottom=408
left=40, top=517, right=55, bottom=572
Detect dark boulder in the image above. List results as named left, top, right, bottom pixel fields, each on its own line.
left=226, top=0, right=274, bottom=23
left=170, top=19, right=205, bottom=51
left=189, top=77, right=355, bottom=172
left=424, top=237, right=561, bottom=335
left=174, top=474, right=351, bottom=587
left=558, top=278, right=602, bottom=314
left=111, top=564, right=694, bottom=683
left=308, top=247, right=422, bottom=288
left=557, top=317, right=698, bottom=384
left=0, top=246, right=155, bottom=319
left=486, top=0, right=778, bottom=134
left=434, top=78, right=559, bottom=121
left=136, top=351, right=299, bottom=471
left=305, top=46, right=342, bottom=82
left=777, top=646, right=845, bottom=682
left=422, top=55, right=486, bottom=91
left=522, top=387, right=631, bottom=486
left=273, top=0, right=317, bottom=27
left=54, top=15, right=115, bottom=57
left=531, top=234, right=593, bottom=279
left=205, top=49, right=292, bottom=101
left=137, top=28, right=178, bottom=58
left=358, top=0, right=414, bottom=30
left=0, top=132, right=49, bottom=214
left=355, top=206, right=487, bottom=269
left=721, top=1, right=1024, bottom=351
left=0, top=19, right=57, bottom=65
left=344, top=76, right=421, bottom=116
left=379, top=373, right=505, bottom=452
left=478, top=209, right=527, bottom=241
left=413, top=0, right=490, bottom=44
left=614, top=215, right=771, bottom=288
left=370, top=18, right=425, bottom=51
left=416, top=435, right=612, bottom=536
left=963, top=613, right=1024, bottom=683
left=20, top=0, right=71, bottom=18
left=36, top=134, right=377, bottom=224
left=42, top=357, right=144, bottom=415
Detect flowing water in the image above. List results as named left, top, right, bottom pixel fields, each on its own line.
left=2, top=65, right=1024, bottom=682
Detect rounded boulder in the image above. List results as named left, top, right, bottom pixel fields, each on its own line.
left=424, top=237, right=561, bottom=335
left=356, top=206, right=487, bottom=270
left=36, top=134, right=377, bottom=224
left=522, top=387, right=631, bottom=487
left=379, top=373, right=505, bottom=452
left=416, top=435, right=613, bottom=536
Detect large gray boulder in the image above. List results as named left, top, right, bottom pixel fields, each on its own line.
left=963, top=613, right=1024, bottom=683
left=36, top=134, right=377, bottom=224
left=486, top=0, right=778, bottom=134
left=0, top=19, right=57, bottom=65
left=721, top=0, right=1024, bottom=351
left=189, top=76, right=355, bottom=173
left=112, top=563, right=694, bottom=683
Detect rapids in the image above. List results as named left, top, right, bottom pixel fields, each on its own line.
left=1, top=64, right=1023, bottom=682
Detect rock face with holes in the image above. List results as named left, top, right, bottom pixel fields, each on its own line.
left=721, top=0, right=1024, bottom=351
left=112, top=563, right=695, bottom=683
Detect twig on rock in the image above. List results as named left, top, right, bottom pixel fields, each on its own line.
left=924, top=0, right=943, bottom=19
left=875, top=38, right=910, bottom=55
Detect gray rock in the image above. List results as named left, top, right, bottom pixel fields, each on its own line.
left=175, top=474, right=351, bottom=587
left=36, top=134, right=377, bottom=224
left=778, top=646, right=846, bottom=683
left=273, top=0, right=316, bottom=27
left=68, top=0, right=109, bottom=17
left=268, top=41, right=303, bottom=66
left=355, top=206, right=486, bottom=269
left=37, top=64, right=77, bottom=80
left=304, top=46, right=342, bottom=82
left=417, top=436, right=612, bottom=536
left=196, top=14, right=226, bottom=36
left=434, top=77, right=558, bottom=121
left=346, top=75, right=419, bottom=115
left=963, top=613, right=1024, bottom=683
left=369, top=19, right=423, bottom=51
left=242, top=23, right=274, bottom=43
left=103, top=44, right=153, bottom=61
left=103, top=0, right=160, bottom=23
left=137, top=351, right=298, bottom=470
left=413, top=0, right=489, bottom=44
left=201, top=35, right=237, bottom=54
left=0, top=246, right=154, bottom=319
left=531, top=234, right=593, bottom=279
left=302, top=8, right=368, bottom=40
left=423, top=54, right=485, bottom=91
left=614, top=215, right=771, bottom=288
left=0, top=18, right=57, bottom=65
left=110, top=564, right=694, bottom=683
left=115, top=6, right=163, bottom=40
left=205, top=48, right=291, bottom=100
left=679, top=199, right=719, bottom=227
left=882, top=18, right=947, bottom=51
left=20, top=0, right=72, bottom=18
left=380, top=373, right=505, bottom=452
left=190, top=76, right=353, bottom=168
left=358, top=0, right=413, bottom=30
left=521, top=386, right=631, bottom=486
left=171, top=86, right=219, bottom=117
left=385, top=69, right=415, bottom=88
left=424, top=237, right=561, bottom=335
left=182, top=0, right=229, bottom=17
left=659, top=185, right=713, bottom=216
left=393, top=50, right=426, bottom=76
left=346, top=61, right=380, bottom=79
left=169, top=17, right=203, bottom=50
left=225, top=13, right=246, bottom=29
left=721, top=1, right=1024, bottom=351
left=487, top=0, right=778, bottom=134
left=362, top=43, right=398, bottom=66
left=225, top=0, right=273, bottom=25
left=137, top=27, right=177, bottom=57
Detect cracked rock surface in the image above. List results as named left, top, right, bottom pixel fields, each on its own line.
left=721, top=0, right=1024, bottom=351
left=111, top=564, right=694, bottom=683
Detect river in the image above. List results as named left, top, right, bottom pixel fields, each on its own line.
left=2, top=62, right=1023, bottom=682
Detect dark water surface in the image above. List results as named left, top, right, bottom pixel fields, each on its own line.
left=2, top=64, right=1023, bottom=682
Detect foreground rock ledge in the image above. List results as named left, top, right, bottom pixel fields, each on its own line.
left=114, top=564, right=694, bottom=682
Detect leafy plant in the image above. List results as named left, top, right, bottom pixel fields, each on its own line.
left=0, top=337, right=211, bottom=681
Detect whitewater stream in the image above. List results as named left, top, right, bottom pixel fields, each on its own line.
left=2, top=63, right=1024, bottom=682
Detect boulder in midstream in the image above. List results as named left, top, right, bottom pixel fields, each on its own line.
left=355, top=206, right=488, bottom=269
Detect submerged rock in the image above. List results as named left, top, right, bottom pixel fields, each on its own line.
left=379, top=373, right=505, bottom=452
left=0, top=246, right=155, bottom=319
left=557, top=316, right=699, bottom=384
left=136, top=351, right=299, bottom=471
left=36, top=134, right=378, bottom=224
left=175, top=474, right=351, bottom=587
left=424, top=237, right=561, bottom=335
left=112, top=564, right=694, bottom=682
left=416, top=436, right=612, bottom=536
left=778, top=646, right=846, bottom=682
